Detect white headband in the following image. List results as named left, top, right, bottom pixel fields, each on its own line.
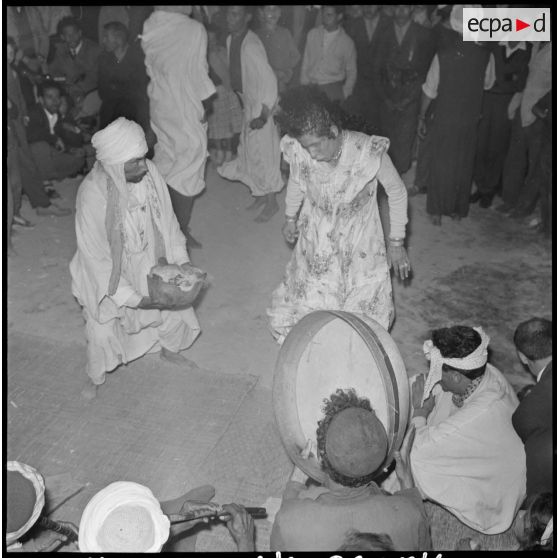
left=422, top=326, right=490, bottom=405
left=540, top=516, right=553, bottom=546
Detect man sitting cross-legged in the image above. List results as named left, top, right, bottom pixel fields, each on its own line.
left=69, top=118, right=201, bottom=401
left=270, top=388, right=431, bottom=551
left=410, top=325, right=527, bottom=534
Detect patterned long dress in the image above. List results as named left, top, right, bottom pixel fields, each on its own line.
left=267, top=131, right=398, bottom=344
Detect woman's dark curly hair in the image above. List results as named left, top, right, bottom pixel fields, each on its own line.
left=275, top=85, right=380, bottom=140
left=316, top=388, right=381, bottom=488
left=517, top=492, right=553, bottom=551
left=432, top=325, right=487, bottom=379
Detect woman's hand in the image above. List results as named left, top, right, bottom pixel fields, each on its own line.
left=282, top=219, right=298, bottom=244
left=387, top=244, right=411, bottom=280
left=417, top=116, right=428, bottom=139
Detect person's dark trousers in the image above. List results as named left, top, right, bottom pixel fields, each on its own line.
left=536, top=131, right=552, bottom=235
left=167, top=184, right=195, bottom=240
left=414, top=111, right=435, bottom=191
left=474, top=92, right=513, bottom=196
left=17, top=146, right=51, bottom=209
left=501, top=113, right=544, bottom=210
left=379, top=98, right=421, bottom=175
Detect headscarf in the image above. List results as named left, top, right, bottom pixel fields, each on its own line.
left=91, top=118, right=164, bottom=296
left=6, top=461, right=46, bottom=548
left=78, top=481, right=170, bottom=553
left=450, top=5, right=484, bottom=35
left=421, top=326, right=490, bottom=405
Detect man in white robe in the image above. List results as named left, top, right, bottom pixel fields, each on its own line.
left=217, top=6, right=284, bottom=223
left=142, top=6, right=216, bottom=247
left=410, top=325, right=526, bottom=534
left=70, top=118, right=201, bottom=400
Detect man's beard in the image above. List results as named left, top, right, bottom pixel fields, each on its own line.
left=126, top=172, right=148, bottom=184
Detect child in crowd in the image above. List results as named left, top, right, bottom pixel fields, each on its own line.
left=206, top=25, right=243, bottom=166
left=256, top=6, right=300, bottom=93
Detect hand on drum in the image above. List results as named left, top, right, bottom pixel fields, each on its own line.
left=388, top=245, right=411, bottom=280
left=394, top=424, right=416, bottom=490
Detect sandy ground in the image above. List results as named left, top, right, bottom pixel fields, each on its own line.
left=6, top=160, right=552, bottom=551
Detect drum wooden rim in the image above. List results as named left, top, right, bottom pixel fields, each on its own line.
left=273, top=310, right=409, bottom=483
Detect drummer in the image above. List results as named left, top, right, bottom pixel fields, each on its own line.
left=270, top=388, right=431, bottom=551
left=69, top=117, right=202, bottom=400
left=6, top=461, right=78, bottom=552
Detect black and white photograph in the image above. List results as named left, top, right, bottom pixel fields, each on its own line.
left=5, top=4, right=553, bottom=553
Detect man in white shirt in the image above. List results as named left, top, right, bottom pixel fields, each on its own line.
left=70, top=118, right=201, bottom=400
left=300, top=6, right=357, bottom=102
left=410, top=325, right=526, bottom=534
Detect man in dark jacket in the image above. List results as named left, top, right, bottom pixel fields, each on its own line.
left=26, top=80, right=85, bottom=182
left=374, top=5, right=435, bottom=174
left=344, top=5, right=388, bottom=133
left=48, top=16, right=101, bottom=118
left=98, top=21, right=151, bottom=138
left=512, top=317, right=553, bottom=500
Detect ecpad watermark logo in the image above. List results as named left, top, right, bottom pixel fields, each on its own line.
left=463, top=7, right=550, bottom=42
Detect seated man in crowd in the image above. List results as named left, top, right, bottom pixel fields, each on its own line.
left=98, top=21, right=150, bottom=136
left=69, top=118, right=202, bottom=401
left=26, top=81, right=85, bottom=183
left=48, top=17, right=101, bottom=120
left=512, top=317, right=553, bottom=499
left=300, top=5, right=357, bottom=103
left=410, top=325, right=526, bottom=534
left=270, top=388, right=431, bottom=551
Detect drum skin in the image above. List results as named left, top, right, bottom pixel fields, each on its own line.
left=273, top=310, right=410, bottom=483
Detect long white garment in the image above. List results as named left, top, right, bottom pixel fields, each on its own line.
left=142, top=11, right=215, bottom=196
left=410, top=364, right=526, bottom=534
left=69, top=160, right=200, bottom=383
left=217, top=30, right=283, bottom=196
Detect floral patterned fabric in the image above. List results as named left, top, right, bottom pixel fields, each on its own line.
left=267, top=131, right=395, bottom=343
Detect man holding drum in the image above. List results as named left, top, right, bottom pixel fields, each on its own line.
left=70, top=118, right=202, bottom=400
left=270, top=388, right=431, bottom=551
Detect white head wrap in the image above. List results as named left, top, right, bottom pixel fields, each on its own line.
left=540, top=516, right=553, bottom=546
left=6, top=461, right=46, bottom=548
left=92, top=117, right=147, bottom=167
left=422, top=326, right=490, bottom=405
left=90, top=118, right=161, bottom=297
left=79, top=481, right=170, bottom=553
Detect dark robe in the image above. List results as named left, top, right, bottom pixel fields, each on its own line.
left=374, top=20, right=435, bottom=173
left=426, top=25, right=491, bottom=218
left=512, top=362, right=554, bottom=498
left=98, top=43, right=150, bottom=132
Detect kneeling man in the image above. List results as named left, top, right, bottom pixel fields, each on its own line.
left=411, top=325, right=526, bottom=534
left=70, top=118, right=201, bottom=400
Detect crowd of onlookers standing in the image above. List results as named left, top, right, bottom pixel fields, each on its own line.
left=6, top=5, right=552, bottom=251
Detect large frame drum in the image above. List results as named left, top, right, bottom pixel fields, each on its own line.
left=273, top=310, right=411, bottom=483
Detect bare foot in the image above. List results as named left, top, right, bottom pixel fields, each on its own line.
left=160, top=347, right=198, bottom=368
left=254, top=195, right=279, bottom=223
left=246, top=196, right=266, bottom=211
left=81, top=379, right=98, bottom=400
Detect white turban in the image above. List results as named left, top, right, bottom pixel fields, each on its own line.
left=450, top=5, right=484, bottom=35
left=79, top=482, right=170, bottom=553
left=421, top=326, right=490, bottom=405
left=92, top=117, right=148, bottom=166
left=6, top=461, right=46, bottom=548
